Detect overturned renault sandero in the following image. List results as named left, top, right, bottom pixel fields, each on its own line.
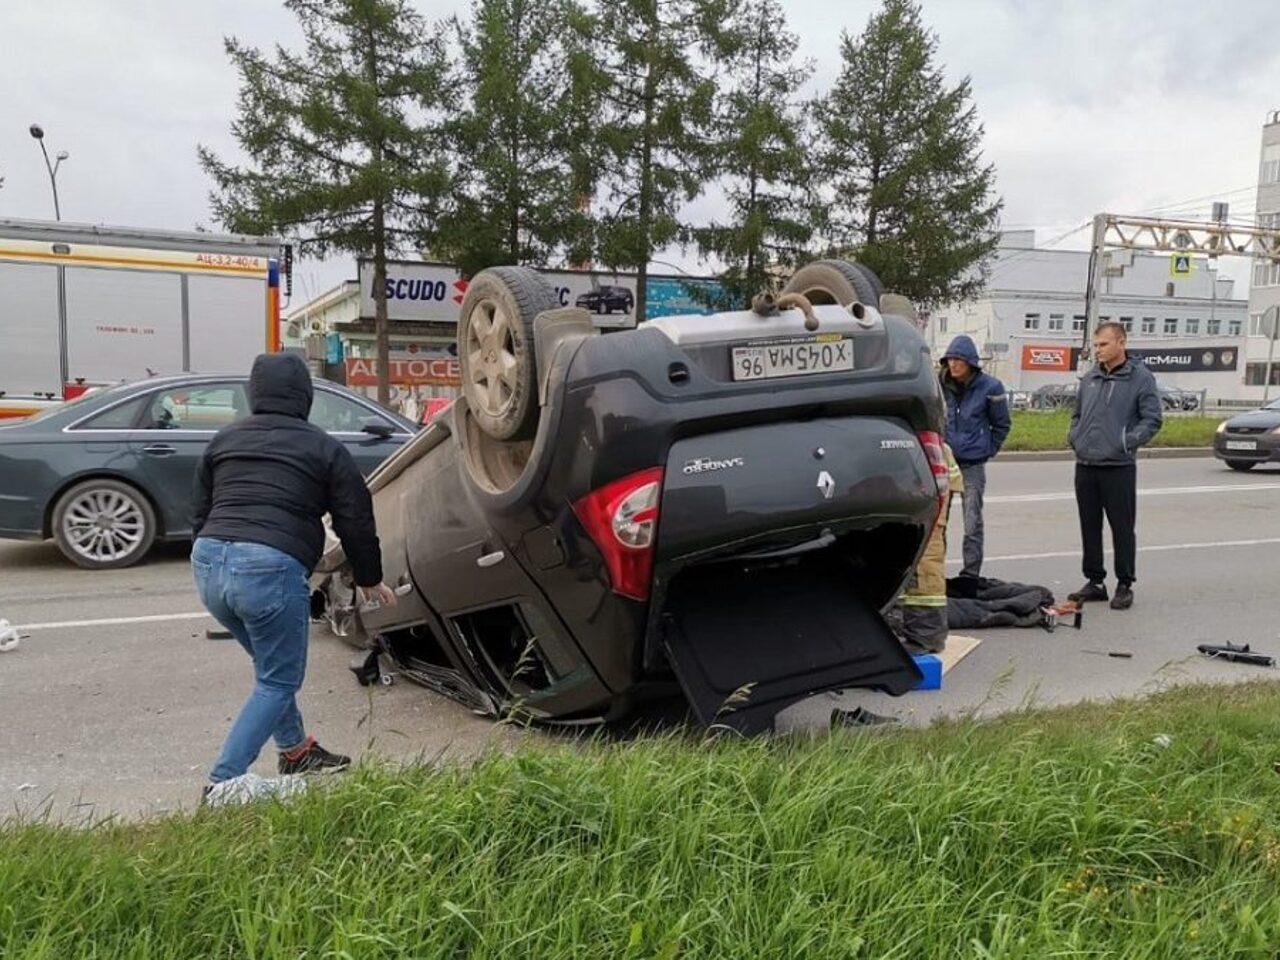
left=313, top=260, right=948, bottom=733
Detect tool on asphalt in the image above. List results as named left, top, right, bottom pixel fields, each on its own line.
left=206, top=628, right=234, bottom=640
left=1082, top=649, right=1133, bottom=659
left=1197, top=642, right=1276, bottom=668
left=1039, top=600, right=1083, bottom=633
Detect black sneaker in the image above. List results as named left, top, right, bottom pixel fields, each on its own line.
left=1068, top=581, right=1109, bottom=604
left=278, top=737, right=351, bottom=775
left=1110, top=583, right=1134, bottom=610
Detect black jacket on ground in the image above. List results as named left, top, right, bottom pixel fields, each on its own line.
left=191, top=354, right=383, bottom=586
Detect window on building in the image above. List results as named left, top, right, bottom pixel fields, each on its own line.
left=1164, top=318, right=1178, bottom=336
left=938, top=316, right=948, bottom=333
left=1185, top=318, right=1199, bottom=336
left=1207, top=317, right=1221, bottom=336
left=1119, top=316, right=1133, bottom=333
left=1072, top=315, right=1086, bottom=332
left=1250, top=313, right=1264, bottom=336
left=1141, top=317, right=1156, bottom=335
left=1229, top=319, right=1243, bottom=336
left=1259, top=212, right=1280, bottom=230
left=1048, top=313, right=1064, bottom=331
left=1245, top=363, right=1280, bottom=386
left=1262, top=144, right=1280, bottom=185
left=1255, top=261, right=1280, bottom=288
left=1024, top=313, right=1040, bottom=330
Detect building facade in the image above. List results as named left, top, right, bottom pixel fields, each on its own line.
left=1245, top=110, right=1280, bottom=396
left=930, top=230, right=1249, bottom=399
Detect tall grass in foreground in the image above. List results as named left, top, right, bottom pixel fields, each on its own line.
left=5, top=681, right=1280, bottom=958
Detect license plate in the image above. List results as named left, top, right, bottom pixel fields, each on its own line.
left=1225, top=440, right=1257, bottom=451
left=732, top=337, right=853, bottom=381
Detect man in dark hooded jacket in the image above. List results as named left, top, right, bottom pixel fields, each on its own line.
left=191, top=353, right=394, bottom=802
left=939, top=334, right=1011, bottom=579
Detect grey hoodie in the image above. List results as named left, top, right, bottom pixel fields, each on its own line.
left=1068, top=358, right=1163, bottom=465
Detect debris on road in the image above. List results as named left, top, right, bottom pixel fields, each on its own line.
left=1196, top=642, right=1275, bottom=667
left=206, top=628, right=234, bottom=640
left=0, top=619, right=20, bottom=652
left=1082, top=649, right=1133, bottom=659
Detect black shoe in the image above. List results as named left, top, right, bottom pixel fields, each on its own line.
left=1068, top=581, right=1109, bottom=604
left=278, top=737, right=351, bottom=775
left=1110, top=583, right=1134, bottom=610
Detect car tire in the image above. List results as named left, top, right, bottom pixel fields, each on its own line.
left=458, top=266, right=559, bottom=442
left=52, top=478, right=157, bottom=570
left=1225, top=460, right=1255, bottom=472
left=852, top=262, right=885, bottom=305
left=782, top=259, right=880, bottom=308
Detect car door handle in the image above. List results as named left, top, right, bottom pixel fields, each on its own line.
left=393, top=575, right=413, bottom=597
left=141, top=444, right=177, bottom=457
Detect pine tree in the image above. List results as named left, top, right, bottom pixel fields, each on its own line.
left=813, top=0, right=1001, bottom=306
left=443, top=0, right=589, bottom=274
left=692, top=0, right=814, bottom=309
left=576, top=0, right=735, bottom=321
left=199, top=0, right=454, bottom=406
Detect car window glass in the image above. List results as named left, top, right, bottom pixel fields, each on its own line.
left=310, top=389, right=392, bottom=433
left=75, top=395, right=148, bottom=430
left=143, top=383, right=248, bottom=430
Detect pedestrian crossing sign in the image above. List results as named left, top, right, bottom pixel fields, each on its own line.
left=1170, top=253, right=1193, bottom=277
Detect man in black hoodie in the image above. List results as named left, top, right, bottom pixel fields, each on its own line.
left=191, top=353, right=394, bottom=799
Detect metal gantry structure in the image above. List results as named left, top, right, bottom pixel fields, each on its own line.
left=1081, top=213, right=1280, bottom=362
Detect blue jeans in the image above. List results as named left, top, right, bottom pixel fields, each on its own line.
left=192, top=538, right=311, bottom=782
left=958, top=462, right=987, bottom=578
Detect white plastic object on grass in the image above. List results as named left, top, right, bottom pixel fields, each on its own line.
left=203, top=773, right=308, bottom=808
left=0, top=620, right=19, bottom=653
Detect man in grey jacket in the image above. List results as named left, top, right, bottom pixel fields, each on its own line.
left=1067, top=321, right=1163, bottom=610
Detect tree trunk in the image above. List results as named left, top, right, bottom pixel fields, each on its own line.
left=372, top=196, right=391, bottom=408
left=636, top=59, right=656, bottom=324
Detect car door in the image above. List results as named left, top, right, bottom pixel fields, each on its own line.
left=310, top=387, right=411, bottom=476
left=128, top=380, right=249, bottom=537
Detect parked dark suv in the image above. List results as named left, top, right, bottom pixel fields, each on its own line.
left=314, top=261, right=946, bottom=732
left=575, top=284, right=634, bottom=315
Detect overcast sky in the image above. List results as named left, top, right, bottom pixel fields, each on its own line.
left=3, top=0, right=1278, bottom=304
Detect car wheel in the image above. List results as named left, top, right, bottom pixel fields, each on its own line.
left=1225, top=460, right=1255, bottom=472
left=782, top=259, right=880, bottom=308
left=52, top=478, right=157, bottom=570
left=458, top=266, right=559, bottom=442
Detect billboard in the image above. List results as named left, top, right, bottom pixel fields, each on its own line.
left=1020, top=343, right=1240, bottom=373
left=357, top=260, right=723, bottom=328
left=344, top=355, right=461, bottom=387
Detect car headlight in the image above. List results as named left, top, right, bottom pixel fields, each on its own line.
left=1216, top=420, right=1227, bottom=434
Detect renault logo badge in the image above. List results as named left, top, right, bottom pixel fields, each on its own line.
left=816, top=470, right=835, bottom=500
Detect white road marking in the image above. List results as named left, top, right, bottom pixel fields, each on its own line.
left=17, top=611, right=212, bottom=632
left=948, top=537, right=1280, bottom=565
left=987, top=482, right=1280, bottom=504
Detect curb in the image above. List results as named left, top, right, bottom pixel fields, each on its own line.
left=1000, top=447, right=1213, bottom=463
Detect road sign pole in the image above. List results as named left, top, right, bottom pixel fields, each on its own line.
left=1263, top=306, right=1280, bottom=404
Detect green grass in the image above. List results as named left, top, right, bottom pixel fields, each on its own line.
left=7, top=682, right=1280, bottom=958
left=1004, top=410, right=1224, bottom=452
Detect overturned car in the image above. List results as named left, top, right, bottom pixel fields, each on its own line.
left=313, top=261, right=948, bottom=732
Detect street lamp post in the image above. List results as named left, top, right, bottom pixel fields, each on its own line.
left=28, top=123, right=68, bottom=221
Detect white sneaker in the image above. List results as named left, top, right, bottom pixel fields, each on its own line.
left=202, top=773, right=308, bottom=808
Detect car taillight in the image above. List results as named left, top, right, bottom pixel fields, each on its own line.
left=572, top=467, right=663, bottom=601
left=917, top=430, right=950, bottom=499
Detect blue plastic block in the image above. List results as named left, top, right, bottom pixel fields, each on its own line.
left=911, top=653, right=942, bottom=691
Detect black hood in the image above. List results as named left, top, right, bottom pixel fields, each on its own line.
left=249, top=353, right=314, bottom=418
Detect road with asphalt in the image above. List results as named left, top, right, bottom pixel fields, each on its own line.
left=2, top=456, right=1278, bottom=820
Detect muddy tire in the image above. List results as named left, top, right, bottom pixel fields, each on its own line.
left=458, top=266, right=559, bottom=441
left=52, top=478, right=157, bottom=569
left=783, top=259, right=880, bottom=309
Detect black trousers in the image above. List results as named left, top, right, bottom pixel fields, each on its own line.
left=1074, top=463, right=1137, bottom=585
